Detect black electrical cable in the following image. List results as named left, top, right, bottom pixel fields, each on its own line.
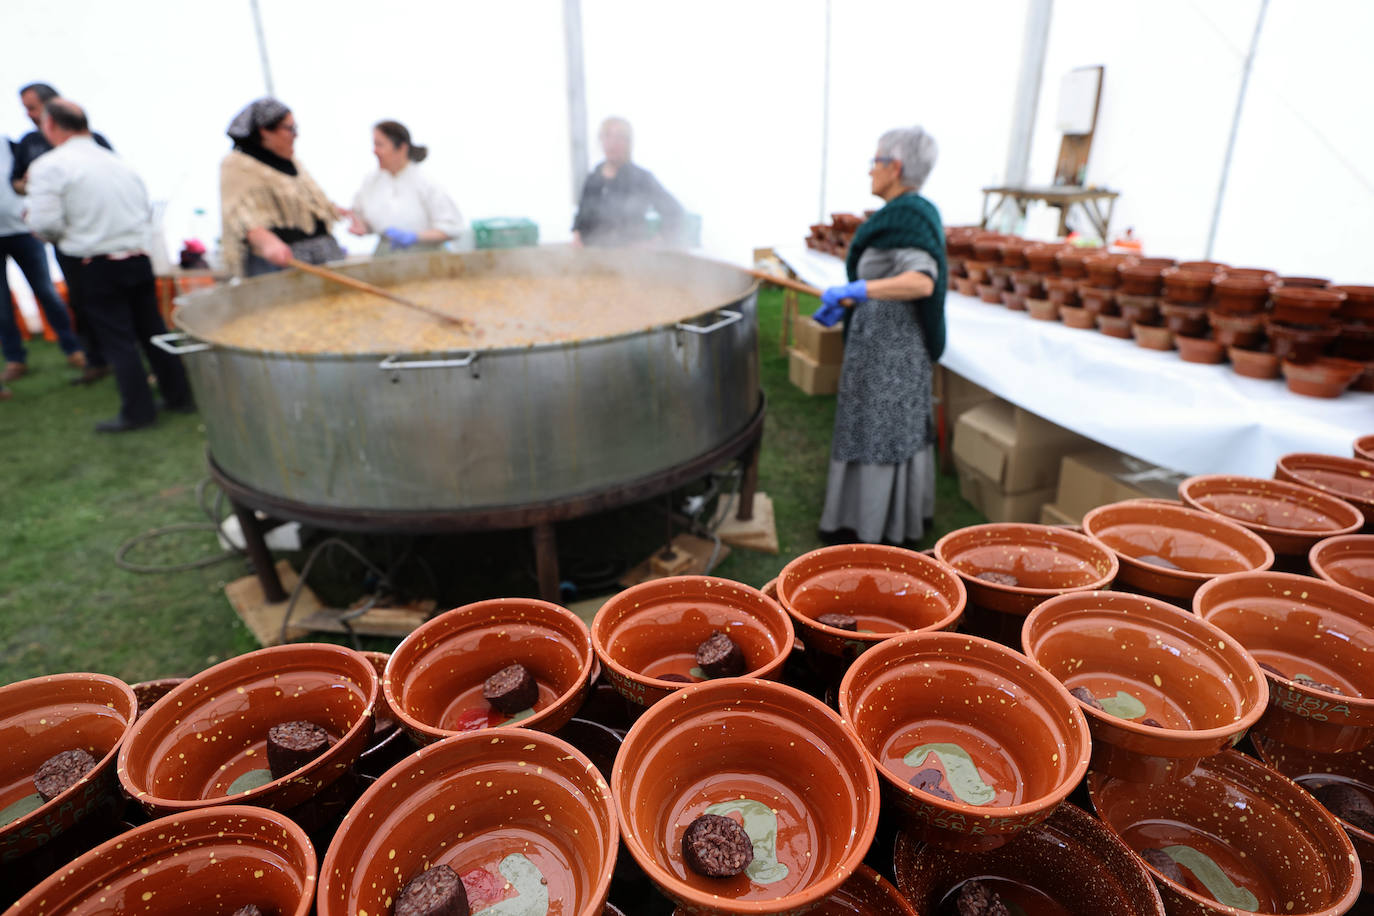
left=114, top=477, right=244, bottom=573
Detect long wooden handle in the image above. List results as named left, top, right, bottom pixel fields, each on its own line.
left=287, top=258, right=468, bottom=327
left=743, top=267, right=823, bottom=298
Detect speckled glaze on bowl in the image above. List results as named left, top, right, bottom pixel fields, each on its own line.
left=1275, top=453, right=1374, bottom=524
left=592, top=576, right=794, bottom=709
left=1309, top=535, right=1374, bottom=599
left=893, top=802, right=1165, bottom=915
left=838, top=632, right=1091, bottom=850
left=1023, top=591, right=1267, bottom=782
left=0, top=673, right=137, bottom=863
left=1252, top=735, right=1374, bottom=876
left=1195, top=572, right=1374, bottom=754
left=9, top=805, right=316, bottom=916
left=672, top=864, right=916, bottom=916
left=775, top=545, right=965, bottom=659
left=612, top=678, right=879, bottom=915
left=319, top=728, right=617, bottom=916
left=118, top=644, right=377, bottom=817
left=1179, top=475, right=1365, bottom=557
left=355, top=651, right=411, bottom=778
left=387, top=599, right=593, bottom=742
left=934, top=523, right=1119, bottom=617
left=1089, top=750, right=1360, bottom=916
left=1083, top=500, right=1274, bottom=602
left=1356, top=434, right=1374, bottom=464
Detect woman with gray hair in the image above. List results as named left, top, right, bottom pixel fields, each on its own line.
left=220, top=98, right=344, bottom=277
left=816, top=125, right=947, bottom=545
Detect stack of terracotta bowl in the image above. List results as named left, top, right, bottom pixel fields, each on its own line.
left=1265, top=280, right=1359, bottom=396
left=944, top=226, right=975, bottom=282
left=1080, top=253, right=1136, bottom=338
left=1333, top=285, right=1374, bottom=391
left=970, top=234, right=1010, bottom=303
left=1024, top=243, right=1065, bottom=321
left=804, top=212, right=865, bottom=257
left=1119, top=257, right=1176, bottom=351
left=998, top=239, right=1033, bottom=310
left=1162, top=264, right=1226, bottom=364
left=1053, top=248, right=1096, bottom=328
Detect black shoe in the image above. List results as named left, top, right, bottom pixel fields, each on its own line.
left=156, top=398, right=197, bottom=415
left=95, top=416, right=156, bottom=433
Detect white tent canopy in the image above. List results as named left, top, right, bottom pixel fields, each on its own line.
left=6, top=0, right=1373, bottom=282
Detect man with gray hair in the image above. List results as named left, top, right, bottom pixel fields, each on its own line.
left=25, top=99, right=192, bottom=432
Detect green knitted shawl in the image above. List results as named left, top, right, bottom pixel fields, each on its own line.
left=845, top=191, right=947, bottom=361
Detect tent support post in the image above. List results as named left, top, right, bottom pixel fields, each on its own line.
left=1205, top=0, right=1269, bottom=258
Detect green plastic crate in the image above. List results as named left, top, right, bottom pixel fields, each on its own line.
left=473, top=217, right=539, bottom=249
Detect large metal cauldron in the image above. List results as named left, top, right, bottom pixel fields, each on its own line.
left=160, top=248, right=760, bottom=512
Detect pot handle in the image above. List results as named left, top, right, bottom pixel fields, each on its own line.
left=676, top=308, right=743, bottom=335
left=151, top=331, right=213, bottom=354
left=378, top=351, right=477, bottom=370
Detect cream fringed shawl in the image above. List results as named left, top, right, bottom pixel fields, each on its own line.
left=219, top=150, right=336, bottom=276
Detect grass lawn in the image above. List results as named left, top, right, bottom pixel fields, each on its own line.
left=0, top=286, right=981, bottom=685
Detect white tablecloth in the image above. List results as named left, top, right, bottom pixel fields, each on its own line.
left=772, top=244, right=1371, bottom=478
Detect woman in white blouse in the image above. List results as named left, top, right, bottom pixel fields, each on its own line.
left=347, top=120, right=464, bottom=254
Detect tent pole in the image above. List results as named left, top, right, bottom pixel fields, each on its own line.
left=563, top=0, right=590, bottom=206
left=1004, top=0, right=1053, bottom=191
left=1206, top=0, right=1269, bottom=258
left=818, top=0, right=832, bottom=222
left=248, top=0, right=275, bottom=97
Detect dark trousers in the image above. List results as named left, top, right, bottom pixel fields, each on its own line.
left=56, top=250, right=108, bottom=368
left=0, top=233, right=83, bottom=364
left=77, top=255, right=192, bottom=424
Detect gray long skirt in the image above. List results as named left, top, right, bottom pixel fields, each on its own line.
left=819, top=445, right=936, bottom=544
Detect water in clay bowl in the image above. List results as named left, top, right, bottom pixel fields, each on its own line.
left=9, top=805, right=317, bottom=916
left=1023, top=590, right=1267, bottom=782
left=386, top=598, right=594, bottom=742
left=893, top=801, right=1165, bottom=916
left=1089, top=750, right=1360, bottom=916
left=592, top=575, right=794, bottom=708
left=838, top=631, right=1091, bottom=851
left=1179, top=475, right=1364, bottom=558
left=775, top=544, right=965, bottom=658
left=318, top=728, right=618, bottom=916
left=117, top=644, right=377, bottom=817
left=0, top=673, right=138, bottom=863
left=612, top=678, right=879, bottom=915
left=1083, top=500, right=1273, bottom=602
left=1194, top=571, right=1374, bottom=754
left=1308, top=535, right=1374, bottom=599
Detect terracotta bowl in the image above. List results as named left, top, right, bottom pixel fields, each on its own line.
left=1228, top=346, right=1279, bottom=379
left=1225, top=267, right=1278, bottom=281
left=1283, top=357, right=1364, bottom=398
left=1271, top=287, right=1346, bottom=326
left=612, top=678, right=879, bottom=915
left=1027, top=297, right=1059, bottom=321
left=1023, top=591, right=1267, bottom=781
left=951, top=276, right=977, bottom=297
left=387, top=599, right=593, bottom=742
left=977, top=283, right=1001, bottom=304
left=1178, top=260, right=1227, bottom=273
left=1357, top=434, right=1374, bottom=464
left=1179, top=474, right=1365, bottom=557
left=839, top=632, right=1090, bottom=850
left=1279, top=276, right=1333, bottom=289
left=118, top=644, right=377, bottom=817
left=1162, top=268, right=1216, bottom=304
left=592, top=576, right=794, bottom=708
left=668, top=863, right=915, bottom=916
left=963, top=260, right=993, bottom=284
left=893, top=802, right=1165, bottom=915
left=1175, top=335, right=1226, bottom=364
left=1085, top=254, right=1133, bottom=288
left=1333, top=285, right=1374, bottom=322
left=1274, top=452, right=1374, bottom=522
left=1089, top=750, right=1359, bottom=916
left=1252, top=735, right=1374, bottom=875
left=1083, top=500, right=1273, bottom=601
left=1078, top=283, right=1118, bottom=316
left=1045, top=275, right=1080, bottom=306
left=1097, top=313, right=1133, bottom=339
left=935, top=523, right=1119, bottom=615
left=1026, top=243, right=1065, bottom=274
left=1056, top=248, right=1090, bottom=279
left=775, top=544, right=965, bottom=659
left=1195, top=571, right=1374, bottom=753
left=1309, top=535, right=1374, bottom=598
left=1132, top=322, right=1175, bottom=351
left=1207, top=310, right=1264, bottom=348
left=0, top=673, right=137, bottom=863
left=1119, top=263, right=1166, bottom=296
left=129, top=677, right=187, bottom=720
left=1011, top=269, right=1045, bottom=297
left=999, top=240, right=1031, bottom=269
left=1266, top=320, right=1340, bottom=364
left=9, top=806, right=316, bottom=916
left=355, top=650, right=411, bottom=778
left=1118, top=293, right=1162, bottom=324
left=1212, top=275, right=1272, bottom=314
left=1060, top=304, right=1096, bottom=329
left=1162, top=303, right=1210, bottom=337
left=1334, top=322, right=1374, bottom=361
left=319, top=728, right=617, bottom=916
left=1001, top=290, right=1027, bottom=311
left=973, top=239, right=1007, bottom=262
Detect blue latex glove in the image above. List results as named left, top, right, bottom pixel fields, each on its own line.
left=812, top=300, right=846, bottom=328
left=821, top=279, right=867, bottom=309
left=383, top=227, right=418, bottom=249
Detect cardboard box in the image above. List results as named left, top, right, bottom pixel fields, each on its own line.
left=788, top=348, right=840, bottom=395
left=938, top=367, right=996, bottom=425
left=792, top=315, right=845, bottom=365
left=1054, top=449, right=1188, bottom=521
left=956, top=461, right=1055, bottom=523
left=952, top=400, right=1092, bottom=494
left=1039, top=502, right=1078, bottom=526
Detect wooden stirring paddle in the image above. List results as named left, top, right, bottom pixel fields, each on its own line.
left=287, top=258, right=472, bottom=329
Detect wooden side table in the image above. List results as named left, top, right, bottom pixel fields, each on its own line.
left=981, top=186, right=1120, bottom=238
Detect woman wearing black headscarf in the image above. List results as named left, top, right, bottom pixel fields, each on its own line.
left=220, top=98, right=344, bottom=277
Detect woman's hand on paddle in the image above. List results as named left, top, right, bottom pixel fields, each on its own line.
left=822, top=280, right=867, bottom=309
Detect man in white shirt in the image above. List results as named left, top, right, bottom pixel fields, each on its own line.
left=25, top=99, right=192, bottom=432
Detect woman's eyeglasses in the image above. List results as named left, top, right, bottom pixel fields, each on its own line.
left=275, top=122, right=299, bottom=136
left=870, top=156, right=896, bottom=169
